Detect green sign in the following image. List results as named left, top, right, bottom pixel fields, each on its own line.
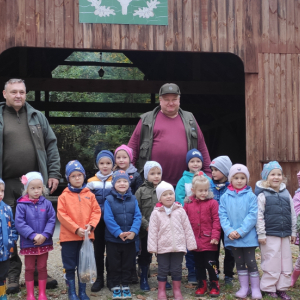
left=79, top=0, right=168, bottom=25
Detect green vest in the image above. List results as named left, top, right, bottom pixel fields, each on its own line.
left=137, top=106, right=198, bottom=173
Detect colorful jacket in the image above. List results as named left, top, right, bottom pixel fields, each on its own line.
left=104, top=188, right=142, bottom=244
left=15, top=195, right=56, bottom=249
left=293, top=186, right=300, bottom=245
left=184, top=196, right=221, bottom=252
left=0, top=201, right=18, bottom=261
left=175, top=170, right=212, bottom=206
left=57, top=187, right=101, bottom=242
left=0, top=102, right=61, bottom=182
left=219, top=186, right=259, bottom=248
left=147, top=202, right=197, bottom=254
left=135, top=180, right=159, bottom=238
left=210, top=181, right=230, bottom=204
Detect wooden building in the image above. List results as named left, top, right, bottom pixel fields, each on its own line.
left=0, top=0, right=300, bottom=192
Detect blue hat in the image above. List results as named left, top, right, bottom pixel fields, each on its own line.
left=261, top=161, right=282, bottom=180
left=65, top=160, right=86, bottom=181
left=112, top=170, right=130, bottom=188
left=186, top=149, right=203, bottom=165
left=96, top=150, right=114, bottom=165
left=0, top=178, right=4, bottom=185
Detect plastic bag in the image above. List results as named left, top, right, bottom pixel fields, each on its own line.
left=78, top=230, right=97, bottom=284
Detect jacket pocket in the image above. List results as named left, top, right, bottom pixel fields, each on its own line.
left=29, top=125, right=45, bottom=150
left=140, top=142, right=149, bottom=159
left=203, top=231, right=212, bottom=237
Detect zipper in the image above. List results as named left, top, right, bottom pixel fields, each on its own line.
left=169, top=214, right=176, bottom=252
left=78, top=194, right=83, bottom=239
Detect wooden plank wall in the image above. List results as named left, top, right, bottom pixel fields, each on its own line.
left=1, top=0, right=300, bottom=73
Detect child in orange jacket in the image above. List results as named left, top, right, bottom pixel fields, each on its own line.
left=57, top=160, right=101, bottom=300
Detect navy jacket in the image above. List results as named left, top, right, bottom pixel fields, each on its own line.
left=128, top=171, right=143, bottom=194
left=104, top=188, right=142, bottom=244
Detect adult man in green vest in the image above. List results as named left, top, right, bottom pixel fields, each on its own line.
left=128, top=83, right=211, bottom=186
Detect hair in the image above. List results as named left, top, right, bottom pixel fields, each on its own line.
left=261, top=173, right=288, bottom=188
left=4, top=79, right=26, bottom=90
left=22, top=184, right=49, bottom=197
left=192, top=174, right=214, bottom=199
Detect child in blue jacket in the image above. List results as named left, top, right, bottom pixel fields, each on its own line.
left=0, top=178, right=18, bottom=300
left=219, top=164, right=262, bottom=300
left=87, top=150, right=114, bottom=292
left=104, top=170, right=142, bottom=300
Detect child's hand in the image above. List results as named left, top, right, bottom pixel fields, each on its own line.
left=291, top=236, right=296, bottom=244
left=33, top=234, right=46, bottom=246
left=125, top=232, right=136, bottom=240
left=119, top=232, right=128, bottom=241
left=210, top=239, right=219, bottom=245
left=76, top=228, right=85, bottom=238
left=228, top=231, right=238, bottom=240
left=258, top=238, right=266, bottom=245
left=85, top=224, right=92, bottom=234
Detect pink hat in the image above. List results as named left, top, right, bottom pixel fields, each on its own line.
left=114, top=145, right=133, bottom=162
left=228, top=164, right=250, bottom=183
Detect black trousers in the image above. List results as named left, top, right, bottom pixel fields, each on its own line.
left=231, top=247, right=258, bottom=273
left=0, top=260, right=10, bottom=284
left=106, top=241, right=136, bottom=286
left=137, top=235, right=152, bottom=266
left=157, top=252, right=184, bottom=281
left=93, top=218, right=106, bottom=278
left=216, top=229, right=235, bottom=277
left=194, top=251, right=219, bottom=282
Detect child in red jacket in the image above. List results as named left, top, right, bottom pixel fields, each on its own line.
left=184, top=172, right=221, bottom=297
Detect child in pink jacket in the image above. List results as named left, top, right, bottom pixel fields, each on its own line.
left=148, top=181, right=196, bottom=300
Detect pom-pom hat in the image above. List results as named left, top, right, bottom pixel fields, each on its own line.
left=21, top=172, right=44, bottom=191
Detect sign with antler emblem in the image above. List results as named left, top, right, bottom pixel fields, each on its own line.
left=79, top=0, right=168, bottom=25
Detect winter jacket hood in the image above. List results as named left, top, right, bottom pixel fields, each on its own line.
left=255, top=180, right=286, bottom=196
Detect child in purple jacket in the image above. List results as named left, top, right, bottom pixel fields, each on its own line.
left=15, top=172, right=56, bottom=300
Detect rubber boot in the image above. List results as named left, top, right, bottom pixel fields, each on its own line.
left=172, top=281, right=183, bottom=300
left=78, top=282, right=90, bottom=300
left=195, top=280, right=207, bottom=296
left=0, top=284, right=8, bottom=300
left=249, top=272, right=262, bottom=299
left=26, top=281, right=36, bottom=300
left=38, top=280, right=48, bottom=300
left=157, top=281, right=167, bottom=300
left=139, top=265, right=150, bottom=291
left=291, top=268, right=300, bottom=287
left=65, top=279, right=79, bottom=300
left=91, top=274, right=104, bottom=292
left=235, top=270, right=250, bottom=299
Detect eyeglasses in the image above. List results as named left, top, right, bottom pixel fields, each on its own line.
left=70, top=174, right=84, bottom=179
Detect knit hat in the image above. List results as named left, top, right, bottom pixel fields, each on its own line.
left=186, top=149, right=203, bottom=165
left=144, top=161, right=163, bottom=180
left=261, top=161, right=282, bottom=180
left=21, top=172, right=44, bottom=191
left=112, top=170, right=130, bottom=188
left=210, top=156, right=232, bottom=178
left=65, top=160, right=86, bottom=181
left=96, top=150, right=114, bottom=165
left=228, top=164, right=250, bottom=183
left=156, top=181, right=175, bottom=201
left=0, top=178, right=4, bottom=186
left=114, top=145, right=133, bottom=162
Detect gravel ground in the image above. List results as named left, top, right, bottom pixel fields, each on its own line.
left=7, top=239, right=300, bottom=300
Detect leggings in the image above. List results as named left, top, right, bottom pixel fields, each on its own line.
left=157, top=252, right=184, bottom=281
left=25, top=253, right=48, bottom=281
left=231, top=247, right=258, bottom=273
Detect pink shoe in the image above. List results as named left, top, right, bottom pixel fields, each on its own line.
left=26, top=281, right=36, bottom=300
left=276, top=291, right=291, bottom=300
left=38, top=280, right=47, bottom=300
left=172, top=281, right=183, bottom=300
left=291, top=268, right=300, bottom=287
left=157, top=281, right=167, bottom=300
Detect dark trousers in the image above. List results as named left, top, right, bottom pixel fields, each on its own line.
left=216, top=229, right=235, bottom=277
left=0, top=260, right=10, bottom=284
left=194, top=251, right=218, bottom=282
left=137, top=235, right=152, bottom=266
left=157, top=252, right=184, bottom=281
left=231, top=247, right=258, bottom=273
left=106, top=241, right=136, bottom=286
left=93, top=218, right=106, bottom=278
left=3, top=178, right=23, bottom=278
left=61, top=241, right=83, bottom=281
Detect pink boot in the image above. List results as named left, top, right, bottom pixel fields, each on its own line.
left=157, top=281, right=167, bottom=300
left=291, top=268, right=300, bottom=287
left=38, top=280, right=48, bottom=300
left=172, top=281, right=183, bottom=300
left=26, top=281, right=36, bottom=300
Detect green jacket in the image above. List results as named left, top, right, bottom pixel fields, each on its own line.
left=0, top=102, right=61, bottom=183
left=135, top=179, right=159, bottom=238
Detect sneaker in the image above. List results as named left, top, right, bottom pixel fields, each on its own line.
left=6, top=276, right=20, bottom=294
left=224, top=276, right=233, bottom=286
left=122, top=285, right=132, bottom=299
left=266, top=292, right=279, bottom=298
left=112, top=286, right=122, bottom=299
left=276, top=291, right=292, bottom=300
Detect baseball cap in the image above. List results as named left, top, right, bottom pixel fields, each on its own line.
left=159, top=83, right=181, bottom=96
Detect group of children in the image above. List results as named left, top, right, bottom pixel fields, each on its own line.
left=0, top=144, right=300, bottom=300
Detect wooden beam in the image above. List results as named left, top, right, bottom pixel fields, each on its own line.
left=47, top=117, right=139, bottom=125
left=60, top=61, right=136, bottom=67
left=0, top=78, right=244, bottom=95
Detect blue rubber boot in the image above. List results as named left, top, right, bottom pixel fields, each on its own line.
left=78, top=282, right=89, bottom=300
left=140, top=265, right=150, bottom=292
left=65, top=280, right=79, bottom=300
left=166, top=280, right=172, bottom=290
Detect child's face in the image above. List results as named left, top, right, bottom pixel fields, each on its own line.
left=160, top=190, right=175, bottom=208
left=27, top=179, right=43, bottom=199
left=267, top=169, right=283, bottom=191
left=69, top=171, right=84, bottom=188
left=147, top=167, right=162, bottom=187
left=192, top=183, right=209, bottom=200
left=231, top=173, right=247, bottom=189
left=188, top=158, right=202, bottom=173
left=211, top=166, right=227, bottom=182
left=114, top=178, right=129, bottom=194
left=115, top=150, right=130, bottom=170
left=0, top=184, right=4, bottom=201
left=98, top=157, right=113, bottom=175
